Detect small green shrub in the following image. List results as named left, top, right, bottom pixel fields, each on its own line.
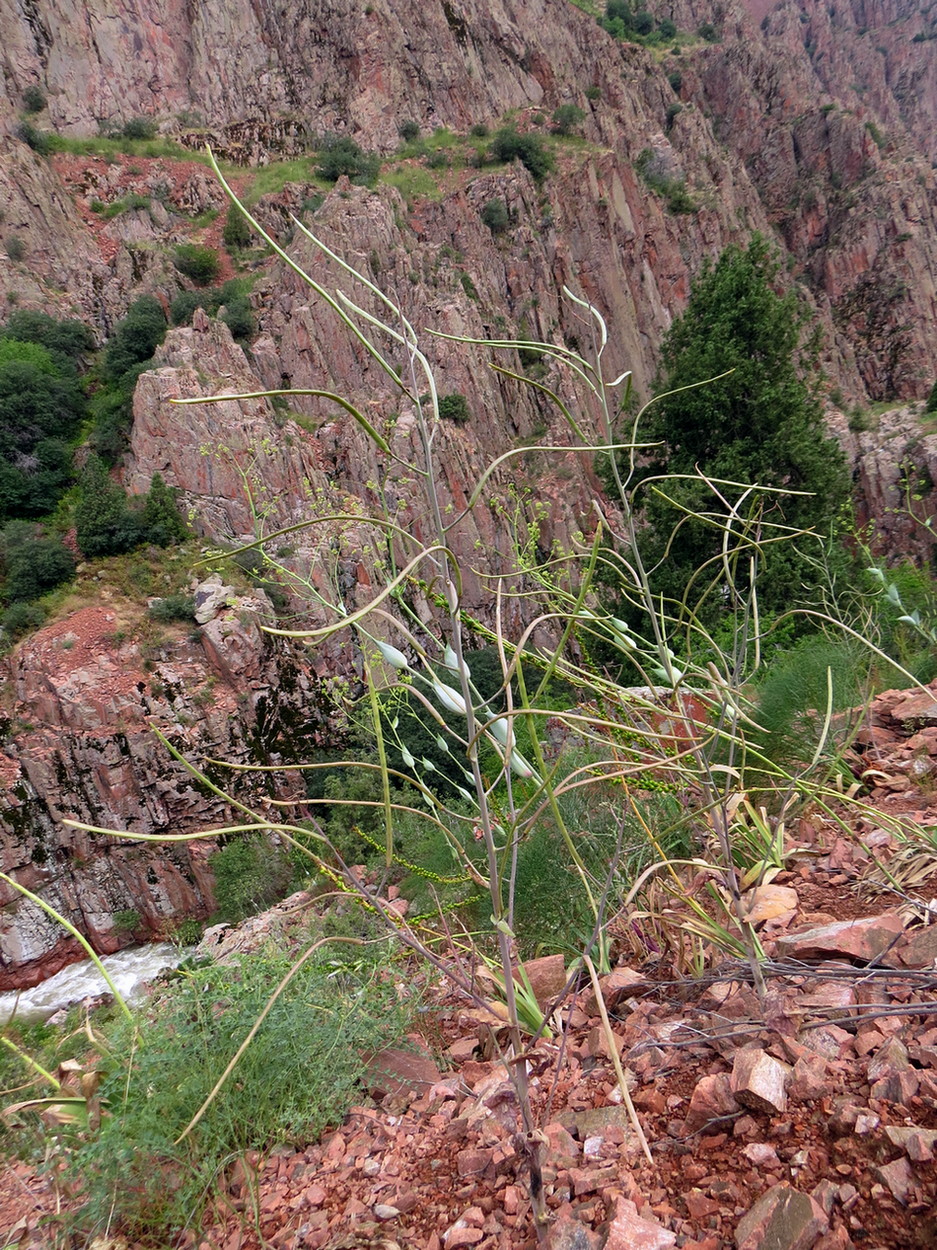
left=221, top=203, right=251, bottom=249
left=635, top=147, right=696, bottom=213
left=21, top=85, right=46, bottom=114
left=173, top=243, right=221, bottom=286
left=74, top=457, right=144, bottom=559
left=315, top=134, right=381, bottom=185
left=168, top=917, right=203, bottom=946
left=113, top=909, right=141, bottom=934
left=101, top=294, right=168, bottom=383
left=697, top=21, right=719, bottom=42
left=2, top=601, right=45, bottom=637
left=147, top=593, right=195, bottom=623
left=14, top=120, right=51, bottom=154
left=5, top=535, right=75, bottom=601
left=4, top=236, right=26, bottom=262
left=668, top=71, right=683, bottom=93
left=398, top=119, right=420, bottom=142
left=585, top=85, right=602, bottom=101
left=120, top=116, right=158, bottom=140
left=480, top=197, right=510, bottom=233
left=438, top=392, right=471, bottom=422
left=170, top=289, right=206, bottom=325
left=925, top=380, right=937, bottom=413
left=64, top=945, right=409, bottom=1241
left=489, top=127, right=554, bottom=182
left=470, top=122, right=490, bottom=137
left=210, top=833, right=294, bottom=924
left=552, top=104, right=585, bottom=135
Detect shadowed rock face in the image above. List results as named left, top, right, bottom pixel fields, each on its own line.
left=0, top=593, right=335, bottom=990
left=2, top=0, right=937, bottom=982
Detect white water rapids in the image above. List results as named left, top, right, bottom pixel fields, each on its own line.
left=0, top=943, right=190, bottom=1026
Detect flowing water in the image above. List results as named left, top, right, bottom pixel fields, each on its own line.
left=0, top=943, right=190, bottom=1026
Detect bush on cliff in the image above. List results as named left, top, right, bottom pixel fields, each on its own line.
left=3, top=527, right=75, bottom=601
left=489, top=127, right=553, bottom=182
left=91, top=296, right=169, bottom=462
left=315, top=134, right=381, bottom=185
left=75, top=460, right=189, bottom=560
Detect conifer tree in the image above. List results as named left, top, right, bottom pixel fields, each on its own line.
left=626, top=236, right=851, bottom=624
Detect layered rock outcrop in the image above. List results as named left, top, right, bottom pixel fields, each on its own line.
left=2, top=0, right=936, bottom=401
left=0, top=588, right=337, bottom=990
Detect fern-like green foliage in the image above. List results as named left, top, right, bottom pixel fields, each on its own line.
left=65, top=945, right=409, bottom=1240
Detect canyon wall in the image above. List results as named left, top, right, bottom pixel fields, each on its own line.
left=2, top=0, right=937, bottom=982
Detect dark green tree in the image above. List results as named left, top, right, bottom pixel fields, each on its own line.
left=5, top=533, right=75, bottom=601
left=222, top=204, right=251, bottom=249
left=74, top=456, right=143, bottom=558
left=173, top=244, right=221, bottom=287
left=0, top=339, right=86, bottom=522
left=622, top=236, right=851, bottom=625
left=1, top=310, right=95, bottom=366
left=101, top=295, right=167, bottom=382
left=480, top=198, right=510, bottom=234
left=140, top=474, right=189, bottom=546
left=315, top=135, right=381, bottom=185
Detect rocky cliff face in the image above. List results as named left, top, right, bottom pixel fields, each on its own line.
left=2, top=0, right=936, bottom=399
left=2, top=0, right=937, bottom=983
left=0, top=586, right=340, bottom=989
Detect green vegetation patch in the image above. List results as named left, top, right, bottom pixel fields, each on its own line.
left=60, top=942, right=410, bottom=1241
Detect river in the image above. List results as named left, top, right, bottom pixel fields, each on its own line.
left=0, top=943, right=191, bottom=1026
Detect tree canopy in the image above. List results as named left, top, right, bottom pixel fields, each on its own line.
left=625, top=236, right=851, bottom=625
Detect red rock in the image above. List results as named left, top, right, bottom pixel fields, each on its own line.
left=884, top=1125, right=937, bottom=1161
left=366, top=1036, right=442, bottom=1101
left=582, top=965, right=650, bottom=1013
left=443, top=1225, right=484, bottom=1248
left=456, top=1147, right=494, bottom=1178
left=742, top=1143, right=780, bottom=1168
left=741, top=885, right=799, bottom=926
left=813, top=1229, right=855, bottom=1250
left=810, top=1181, right=838, bottom=1217
left=545, top=1207, right=603, bottom=1250
left=520, top=953, right=568, bottom=1007
left=776, top=913, right=905, bottom=964
left=684, top=1073, right=740, bottom=1133
left=788, top=1054, right=831, bottom=1102
left=731, top=1049, right=790, bottom=1115
left=447, top=1038, right=479, bottom=1063
left=569, top=1166, right=615, bottom=1197
left=684, top=1188, right=721, bottom=1219
left=734, top=1184, right=829, bottom=1250
left=802, top=1026, right=854, bottom=1061
left=889, top=689, right=937, bottom=725
left=869, top=1069, right=919, bottom=1104
left=895, top=924, right=937, bottom=968
left=872, top=1157, right=914, bottom=1205
left=604, top=1197, right=676, bottom=1250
